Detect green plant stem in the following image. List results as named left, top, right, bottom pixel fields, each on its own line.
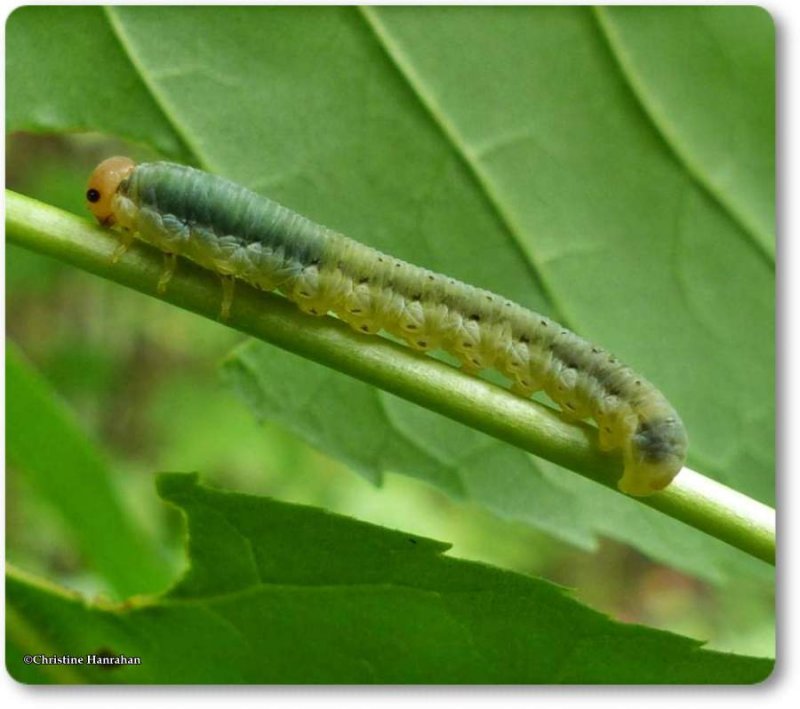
left=5, top=189, right=776, bottom=565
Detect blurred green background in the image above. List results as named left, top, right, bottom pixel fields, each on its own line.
left=5, top=4, right=774, bottom=662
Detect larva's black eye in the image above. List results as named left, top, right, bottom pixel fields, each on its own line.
left=87, top=188, right=101, bottom=203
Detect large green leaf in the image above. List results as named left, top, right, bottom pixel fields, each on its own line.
left=6, top=343, right=173, bottom=597
left=5, top=474, right=774, bottom=683
left=5, top=7, right=774, bottom=577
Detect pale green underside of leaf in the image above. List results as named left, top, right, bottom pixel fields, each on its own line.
left=5, top=6, right=189, bottom=160
left=5, top=6, right=775, bottom=581
left=596, top=6, right=775, bottom=258
left=5, top=474, right=774, bottom=684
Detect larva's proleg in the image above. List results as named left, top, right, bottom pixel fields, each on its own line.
left=220, top=276, right=236, bottom=320
left=85, top=157, right=689, bottom=496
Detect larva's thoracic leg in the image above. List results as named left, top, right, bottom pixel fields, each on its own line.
left=220, top=275, right=236, bottom=320
left=111, top=228, right=135, bottom=264
left=157, top=253, right=178, bottom=295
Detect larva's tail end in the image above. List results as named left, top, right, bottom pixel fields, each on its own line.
left=617, top=415, right=688, bottom=496
left=617, top=458, right=681, bottom=497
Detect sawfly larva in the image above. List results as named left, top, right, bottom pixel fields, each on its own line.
left=86, top=157, right=688, bottom=496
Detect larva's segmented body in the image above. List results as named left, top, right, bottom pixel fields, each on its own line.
left=86, top=158, right=688, bottom=496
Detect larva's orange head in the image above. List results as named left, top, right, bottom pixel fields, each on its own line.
left=86, top=156, right=136, bottom=226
